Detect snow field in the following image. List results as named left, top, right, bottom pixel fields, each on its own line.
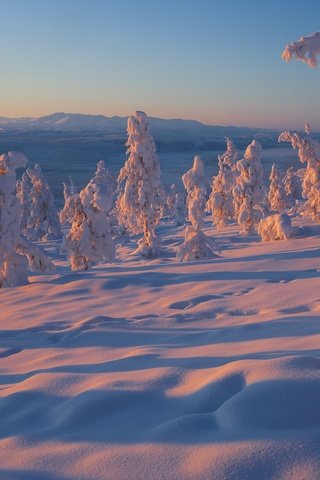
left=0, top=218, right=319, bottom=479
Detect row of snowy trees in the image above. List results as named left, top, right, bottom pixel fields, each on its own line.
left=2, top=95, right=320, bottom=285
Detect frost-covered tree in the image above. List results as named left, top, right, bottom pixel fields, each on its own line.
left=177, top=155, right=220, bottom=261
left=0, top=152, right=54, bottom=287
left=282, top=32, right=320, bottom=68
left=117, top=111, right=163, bottom=257
left=183, top=155, right=206, bottom=228
left=173, top=192, right=186, bottom=226
left=279, top=125, right=320, bottom=222
left=232, top=139, right=266, bottom=234
left=258, top=213, right=294, bottom=241
left=165, top=184, right=177, bottom=219
left=63, top=176, right=77, bottom=202
left=26, top=164, right=61, bottom=240
left=60, top=161, right=115, bottom=271
left=268, top=163, right=291, bottom=212
left=283, top=166, right=302, bottom=201
left=206, top=138, right=238, bottom=228
left=16, top=172, right=31, bottom=237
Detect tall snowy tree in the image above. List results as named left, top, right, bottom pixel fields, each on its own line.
left=0, top=152, right=54, bottom=287
left=233, top=139, right=266, bottom=234
left=16, top=172, right=31, bottom=237
left=60, top=161, right=115, bottom=271
left=279, top=125, right=320, bottom=222
left=268, top=163, right=291, bottom=212
left=177, top=155, right=220, bottom=261
left=117, top=111, right=163, bottom=257
left=206, top=137, right=238, bottom=228
left=27, top=164, right=61, bottom=240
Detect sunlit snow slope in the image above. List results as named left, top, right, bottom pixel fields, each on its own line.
left=0, top=219, right=319, bottom=480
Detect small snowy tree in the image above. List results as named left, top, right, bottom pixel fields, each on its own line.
left=60, top=161, right=115, bottom=271
left=117, top=111, right=163, bottom=257
left=206, top=138, right=238, bottom=228
left=279, top=125, right=320, bottom=222
left=62, top=176, right=77, bottom=202
left=177, top=155, right=220, bottom=261
left=258, top=213, right=295, bottom=241
left=0, top=151, right=54, bottom=287
left=282, top=32, right=320, bottom=68
left=27, top=164, right=61, bottom=240
left=173, top=192, right=186, bottom=226
left=16, top=172, right=31, bottom=237
left=283, top=166, right=302, bottom=202
left=166, top=184, right=177, bottom=219
left=268, top=163, right=291, bottom=212
left=232, top=139, right=266, bottom=234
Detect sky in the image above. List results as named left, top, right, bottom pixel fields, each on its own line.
left=1, top=0, right=320, bottom=129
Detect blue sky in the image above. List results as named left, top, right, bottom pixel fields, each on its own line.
left=1, top=0, right=320, bottom=128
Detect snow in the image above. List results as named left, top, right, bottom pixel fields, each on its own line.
left=282, top=31, right=320, bottom=68
left=1, top=215, right=319, bottom=479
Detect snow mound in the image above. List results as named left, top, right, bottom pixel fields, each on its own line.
left=258, top=213, right=295, bottom=241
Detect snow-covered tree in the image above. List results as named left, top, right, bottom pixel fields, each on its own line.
left=283, top=166, right=302, bottom=202
left=166, top=184, right=177, bottom=219
left=117, top=111, right=163, bottom=257
left=279, top=125, right=320, bottom=222
left=63, top=176, right=77, bottom=202
left=173, top=192, right=186, bottom=226
left=282, top=32, right=320, bottom=68
left=16, top=172, right=31, bottom=237
left=232, top=139, right=266, bottom=234
left=60, top=161, right=115, bottom=271
left=268, top=163, right=291, bottom=212
left=183, top=155, right=206, bottom=228
left=0, top=152, right=54, bottom=287
left=26, top=164, right=61, bottom=240
left=206, top=138, right=238, bottom=228
left=258, top=213, right=295, bottom=241
left=177, top=155, right=220, bottom=261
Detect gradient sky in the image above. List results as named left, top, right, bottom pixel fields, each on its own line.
left=1, top=0, right=320, bottom=129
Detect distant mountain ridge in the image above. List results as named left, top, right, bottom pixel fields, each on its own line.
left=0, top=112, right=275, bottom=140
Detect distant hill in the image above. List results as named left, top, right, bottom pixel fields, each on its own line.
left=0, top=112, right=276, bottom=141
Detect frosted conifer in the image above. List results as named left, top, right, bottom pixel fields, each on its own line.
left=117, top=111, right=163, bottom=257
left=233, top=139, right=266, bottom=234
left=279, top=125, right=320, bottom=222
left=206, top=138, right=238, bottom=228
left=268, top=163, right=291, bottom=212
left=60, top=161, right=115, bottom=271
left=283, top=166, right=302, bottom=202
left=177, top=155, right=220, bottom=261
left=0, top=152, right=54, bottom=287
left=27, top=164, right=61, bottom=240
left=173, top=192, right=186, bottom=226
left=16, top=172, right=31, bottom=237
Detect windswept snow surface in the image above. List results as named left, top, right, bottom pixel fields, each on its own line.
left=0, top=218, right=320, bottom=480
